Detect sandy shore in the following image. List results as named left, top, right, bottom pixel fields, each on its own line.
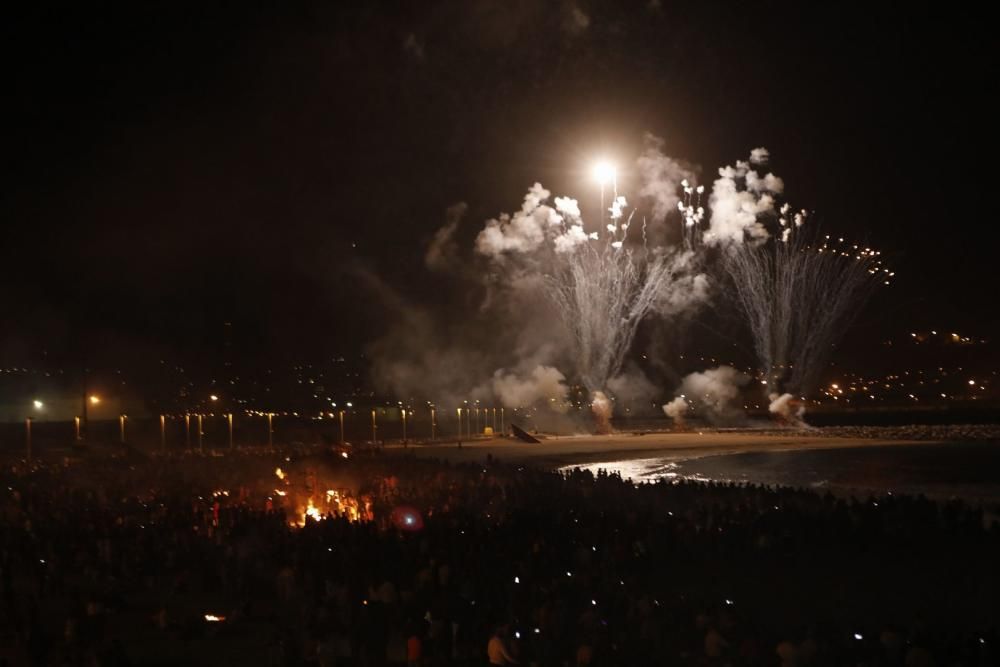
left=393, top=430, right=945, bottom=468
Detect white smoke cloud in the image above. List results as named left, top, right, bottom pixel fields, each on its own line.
left=475, top=183, right=563, bottom=257
left=425, top=202, right=468, bottom=271
left=745, top=170, right=785, bottom=194
left=662, top=395, right=689, bottom=424
left=703, top=151, right=784, bottom=246
left=768, top=392, right=806, bottom=424
left=636, top=133, right=698, bottom=223
left=553, top=224, right=589, bottom=254
left=673, top=365, right=749, bottom=423
left=554, top=196, right=581, bottom=220
left=654, top=250, right=710, bottom=316
left=492, top=365, right=569, bottom=411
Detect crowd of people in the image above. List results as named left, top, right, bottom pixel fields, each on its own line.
left=1, top=444, right=998, bottom=666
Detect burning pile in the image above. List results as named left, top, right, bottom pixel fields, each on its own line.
left=272, top=465, right=371, bottom=526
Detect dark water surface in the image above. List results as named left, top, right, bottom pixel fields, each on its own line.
left=560, top=441, right=1000, bottom=504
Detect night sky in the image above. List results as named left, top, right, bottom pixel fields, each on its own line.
left=2, top=2, right=992, bottom=376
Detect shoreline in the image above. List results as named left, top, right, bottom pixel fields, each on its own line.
left=398, top=430, right=950, bottom=467
left=398, top=430, right=1000, bottom=505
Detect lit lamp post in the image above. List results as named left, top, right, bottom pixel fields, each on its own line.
left=74, top=416, right=81, bottom=440
left=160, top=415, right=166, bottom=450
left=456, top=408, right=462, bottom=440
left=197, top=414, right=203, bottom=451
left=430, top=406, right=436, bottom=440
left=401, top=406, right=407, bottom=443
left=593, top=160, right=617, bottom=218
left=185, top=414, right=191, bottom=448
left=119, top=414, right=127, bottom=443
left=80, top=394, right=99, bottom=443
left=500, top=407, right=505, bottom=435
left=371, top=409, right=377, bottom=444
left=338, top=410, right=345, bottom=445
left=267, top=413, right=273, bottom=447
left=227, top=413, right=233, bottom=449
left=26, top=399, right=41, bottom=461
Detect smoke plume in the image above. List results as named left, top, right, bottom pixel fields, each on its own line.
left=662, top=395, right=690, bottom=425
left=768, top=392, right=806, bottom=425
left=492, top=365, right=569, bottom=411
left=425, top=202, right=469, bottom=271
left=475, top=183, right=563, bottom=257
left=704, top=150, right=784, bottom=245
left=636, top=134, right=698, bottom=224
left=673, top=365, right=749, bottom=423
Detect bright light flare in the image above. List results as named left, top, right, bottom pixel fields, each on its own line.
left=33, top=400, right=43, bottom=409
left=390, top=505, right=424, bottom=531
left=89, top=395, right=100, bottom=405
left=592, top=161, right=616, bottom=185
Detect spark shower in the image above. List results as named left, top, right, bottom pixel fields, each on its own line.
left=429, top=141, right=890, bottom=429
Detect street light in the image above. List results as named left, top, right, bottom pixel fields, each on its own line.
left=592, top=160, right=616, bottom=186
left=33, top=400, right=43, bottom=409
left=593, top=160, right=617, bottom=215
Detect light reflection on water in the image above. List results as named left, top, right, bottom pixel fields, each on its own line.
left=557, top=443, right=1000, bottom=504
left=558, top=458, right=716, bottom=484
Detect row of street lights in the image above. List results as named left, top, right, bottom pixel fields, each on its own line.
left=19, top=401, right=514, bottom=461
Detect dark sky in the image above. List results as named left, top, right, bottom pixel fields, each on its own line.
left=1, top=1, right=992, bottom=373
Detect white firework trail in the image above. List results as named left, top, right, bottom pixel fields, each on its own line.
left=706, top=153, right=893, bottom=400
left=725, top=227, right=891, bottom=397
left=477, top=182, right=703, bottom=432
